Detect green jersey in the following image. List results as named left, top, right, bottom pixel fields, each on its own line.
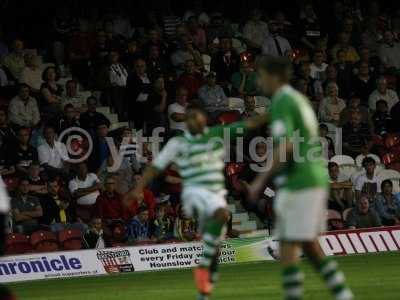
left=152, top=122, right=245, bottom=192
left=269, top=84, right=329, bottom=190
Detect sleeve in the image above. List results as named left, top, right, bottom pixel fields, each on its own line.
left=270, top=100, right=295, bottom=143
left=59, top=143, right=70, bottom=161
left=37, top=145, right=49, bottom=165
left=68, top=179, right=78, bottom=193
left=91, top=173, right=101, bottom=184
left=152, top=138, right=182, bottom=171
left=355, top=176, right=364, bottom=192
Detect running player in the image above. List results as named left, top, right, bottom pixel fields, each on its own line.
left=125, top=105, right=266, bottom=300
left=247, top=56, right=353, bottom=300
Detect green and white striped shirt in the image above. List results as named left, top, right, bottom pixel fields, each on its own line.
left=153, top=122, right=246, bottom=192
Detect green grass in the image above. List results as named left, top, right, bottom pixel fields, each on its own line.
left=8, top=252, right=400, bottom=300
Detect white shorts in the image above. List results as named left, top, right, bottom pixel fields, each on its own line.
left=181, top=186, right=227, bottom=227
left=274, top=188, right=328, bottom=241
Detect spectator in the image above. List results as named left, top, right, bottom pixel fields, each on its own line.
left=346, top=195, right=382, bottom=229
left=145, top=74, right=168, bottom=135
left=1, top=38, right=25, bottom=81
left=0, top=108, right=16, bottom=148
left=153, top=202, right=175, bottom=241
left=127, top=208, right=152, bottom=242
left=298, top=2, right=321, bottom=50
left=61, top=80, right=86, bottom=111
left=122, top=39, right=142, bottom=69
left=351, top=62, right=376, bottom=106
left=342, top=108, right=372, bottom=158
left=11, top=177, right=43, bottom=234
left=83, top=217, right=107, bottom=249
left=168, top=86, right=188, bottom=134
left=310, top=50, right=328, bottom=80
left=379, top=30, right=400, bottom=71
left=41, top=66, right=63, bottom=97
left=339, top=96, right=370, bottom=127
left=37, top=125, right=69, bottom=178
left=243, top=9, right=269, bottom=51
left=242, top=95, right=259, bottom=118
left=261, top=21, right=291, bottom=58
left=187, top=16, right=207, bottom=52
left=331, top=32, right=360, bottom=64
left=171, top=35, right=203, bottom=75
left=58, top=103, right=80, bottom=134
left=372, top=100, right=395, bottom=135
left=69, top=162, right=101, bottom=222
left=198, top=72, right=228, bottom=118
left=334, top=49, right=353, bottom=98
left=108, top=50, right=128, bottom=121
left=210, top=37, right=240, bottom=84
left=20, top=53, right=43, bottom=93
left=328, top=162, right=353, bottom=212
left=368, top=77, right=399, bottom=112
left=79, top=96, right=110, bottom=135
left=39, top=84, right=63, bottom=123
left=355, top=157, right=381, bottom=200
left=96, top=175, right=124, bottom=222
left=9, top=127, right=38, bottom=175
left=88, top=121, right=111, bottom=173
left=319, top=124, right=335, bottom=158
left=318, top=82, right=346, bottom=125
left=8, top=83, right=40, bottom=128
left=27, top=161, right=47, bottom=196
left=230, top=60, right=258, bottom=96
left=177, top=59, right=204, bottom=100
left=174, top=205, right=197, bottom=241
left=374, top=180, right=400, bottom=226
left=146, top=45, right=169, bottom=78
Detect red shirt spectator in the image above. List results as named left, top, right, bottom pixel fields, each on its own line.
left=177, top=59, right=204, bottom=99
left=96, top=192, right=124, bottom=220
left=124, top=188, right=156, bottom=220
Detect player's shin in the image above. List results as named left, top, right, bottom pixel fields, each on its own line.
left=282, top=265, right=304, bottom=300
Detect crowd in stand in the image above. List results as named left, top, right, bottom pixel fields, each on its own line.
left=1, top=1, right=400, bottom=252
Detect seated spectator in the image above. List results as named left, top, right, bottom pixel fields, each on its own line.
left=342, top=109, right=372, bottom=158
left=334, top=49, right=353, bottom=98
left=328, top=162, right=353, bottom=211
left=153, top=202, right=175, bottom=241
left=10, top=127, right=38, bottom=175
left=145, top=74, right=168, bottom=135
left=127, top=208, right=152, bottom=243
left=319, top=124, right=335, bottom=158
left=11, top=177, right=43, bottom=234
left=210, top=37, right=240, bottom=85
left=168, top=86, right=188, bottom=135
left=374, top=180, right=400, bottom=226
left=83, top=217, right=107, bottom=249
left=171, top=35, right=203, bottom=76
left=88, top=121, right=111, bottom=173
left=41, top=66, right=63, bottom=97
left=198, top=72, right=229, bottom=118
left=174, top=205, right=197, bottom=241
left=243, top=9, right=270, bottom=51
left=318, top=82, right=346, bottom=125
left=146, top=45, right=169, bottom=79
left=0, top=108, right=16, bottom=148
left=187, top=16, right=207, bottom=52
left=351, top=62, right=376, bottom=106
left=177, top=59, right=204, bottom=100
left=231, top=60, right=258, bottom=96
left=310, top=50, right=328, bottom=81
left=39, top=84, right=63, bottom=123
left=294, top=60, right=322, bottom=101
left=339, top=95, right=371, bottom=127
left=355, top=157, right=381, bottom=201
left=61, top=80, right=86, bottom=111
left=379, top=30, right=400, bottom=71
left=27, top=161, right=47, bottom=196
left=241, top=95, right=259, bottom=118
left=8, top=83, right=40, bottom=128
left=346, top=195, right=381, bottom=229
left=368, top=77, right=399, bottom=112
left=69, top=162, right=101, bottom=222
left=261, top=21, right=291, bottom=58
left=38, top=125, right=69, bottom=178
left=96, top=175, right=124, bottom=222
left=372, top=100, right=395, bottom=135
left=58, top=103, right=80, bottom=134
left=331, top=32, right=360, bottom=64
left=20, top=53, right=43, bottom=93
left=1, top=38, right=25, bottom=81
left=79, top=96, right=110, bottom=135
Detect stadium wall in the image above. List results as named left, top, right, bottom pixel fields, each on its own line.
left=1, top=226, right=400, bottom=283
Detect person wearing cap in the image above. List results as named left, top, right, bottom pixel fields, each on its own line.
left=198, top=71, right=229, bottom=119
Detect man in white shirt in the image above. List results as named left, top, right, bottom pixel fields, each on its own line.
left=243, top=9, right=269, bottom=50
left=20, top=53, right=43, bottom=93
left=8, top=83, right=40, bottom=128
left=38, top=125, right=69, bottom=177
left=368, top=77, right=399, bottom=112
left=61, top=79, right=86, bottom=111
left=168, top=86, right=188, bottom=134
left=379, top=30, right=400, bottom=70
left=355, top=157, right=381, bottom=201
left=69, top=162, right=101, bottom=206
left=261, top=21, right=291, bottom=57
left=310, top=50, right=328, bottom=80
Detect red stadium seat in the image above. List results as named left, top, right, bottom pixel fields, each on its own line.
left=31, top=231, right=59, bottom=252
left=6, top=233, right=32, bottom=255
left=58, top=228, right=82, bottom=250
left=217, top=111, right=241, bottom=125
left=384, top=133, right=400, bottom=149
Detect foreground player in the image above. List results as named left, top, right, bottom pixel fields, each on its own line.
left=247, top=56, right=353, bottom=300
left=125, top=105, right=266, bottom=300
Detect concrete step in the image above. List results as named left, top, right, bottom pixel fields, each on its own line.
left=97, top=106, right=110, bottom=115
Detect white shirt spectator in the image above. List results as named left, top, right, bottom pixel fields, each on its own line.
left=168, top=102, right=187, bottom=131
left=109, top=63, right=128, bottom=87
left=379, top=42, right=400, bottom=70
left=318, top=97, right=346, bottom=124
left=61, top=93, right=86, bottom=110
left=243, top=20, right=269, bottom=49
left=368, top=88, right=399, bottom=111
left=310, top=62, right=328, bottom=80
left=355, top=172, right=381, bottom=194
left=8, top=95, right=40, bottom=127
left=69, top=173, right=100, bottom=205
left=38, top=141, right=69, bottom=169
left=20, top=67, right=43, bottom=91
left=261, top=35, right=291, bottom=57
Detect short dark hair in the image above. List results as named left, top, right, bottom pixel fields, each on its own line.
left=42, top=66, right=60, bottom=82
left=381, top=179, right=393, bottom=190
left=86, top=96, right=97, bottom=105
left=376, top=99, right=388, bottom=107
left=328, top=161, right=339, bottom=170
left=256, top=55, right=292, bottom=82
left=362, top=156, right=376, bottom=167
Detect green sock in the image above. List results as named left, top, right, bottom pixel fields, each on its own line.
left=199, top=219, right=224, bottom=268
left=319, top=257, right=353, bottom=300
left=282, top=265, right=304, bottom=300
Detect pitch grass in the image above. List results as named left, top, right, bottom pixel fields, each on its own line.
left=8, top=252, right=400, bottom=300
